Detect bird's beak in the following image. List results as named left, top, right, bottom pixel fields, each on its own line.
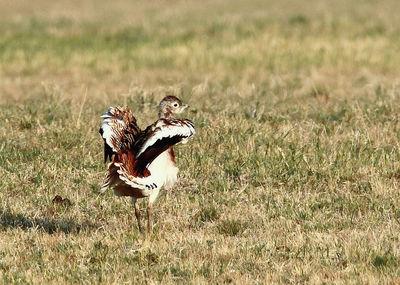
left=180, top=104, right=189, bottom=112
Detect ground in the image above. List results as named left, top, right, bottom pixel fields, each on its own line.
left=0, top=0, right=400, bottom=284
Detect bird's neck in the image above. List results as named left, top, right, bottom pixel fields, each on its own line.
left=158, top=109, right=174, bottom=119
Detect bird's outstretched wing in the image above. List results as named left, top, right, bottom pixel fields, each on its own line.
left=99, top=106, right=141, bottom=162
left=134, top=118, right=195, bottom=174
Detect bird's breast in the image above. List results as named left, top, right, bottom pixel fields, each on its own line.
left=148, top=149, right=178, bottom=189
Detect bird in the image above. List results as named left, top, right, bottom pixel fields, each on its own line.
left=99, top=96, right=195, bottom=235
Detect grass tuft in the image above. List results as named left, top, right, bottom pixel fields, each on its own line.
left=217, top=219, right=248, bottom=237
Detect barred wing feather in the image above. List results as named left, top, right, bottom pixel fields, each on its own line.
left=137, top=119, right=195, bottom=157
left=132, top=119, right=195, bottom=174
left=99, top=106, right=140, bottom=162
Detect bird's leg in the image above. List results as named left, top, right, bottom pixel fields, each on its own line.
left=131, top=197, right=143, bottom=233
left=146, top=203, right=153, bottom=237
left=146, top=188, right=160, bottom=237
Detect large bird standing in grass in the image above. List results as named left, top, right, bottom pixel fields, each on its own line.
left=99, top=96, right=195, bottom=235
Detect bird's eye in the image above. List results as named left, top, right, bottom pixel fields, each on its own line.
left=173, top=103, right=179, bottom=107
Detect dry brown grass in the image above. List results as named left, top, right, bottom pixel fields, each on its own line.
left=0, top=0, right=400, bottom=284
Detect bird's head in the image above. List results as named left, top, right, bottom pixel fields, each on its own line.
left=158, top=96, right=188, bottom=119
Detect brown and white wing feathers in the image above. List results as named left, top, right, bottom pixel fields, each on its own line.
left=115, top=162, right=158, bottom=191
left=136, top=119, right=195, bottom=157
left=99, top=106, right=140, bottom=162
left=131, top=118, right=195, bottom=176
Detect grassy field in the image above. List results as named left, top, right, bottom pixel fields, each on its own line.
left=1, top=0, right=400, bottom=283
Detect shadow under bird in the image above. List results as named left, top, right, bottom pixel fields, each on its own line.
left=99, top=96, right=196, bottom=235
